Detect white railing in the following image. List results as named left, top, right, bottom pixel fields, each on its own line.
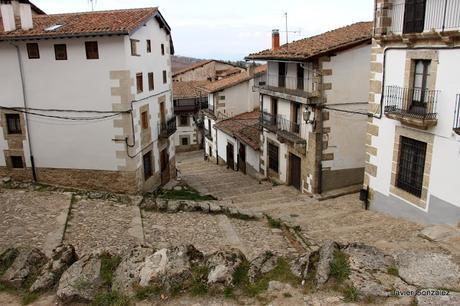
left=387, top=0, right=460, bottom=34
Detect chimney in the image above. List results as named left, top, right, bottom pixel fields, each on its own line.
left=1, top=1, right=16, bottom=32
left=19, top=1, right=32, bottom=30
left=272, top=29, right=280, bottom=50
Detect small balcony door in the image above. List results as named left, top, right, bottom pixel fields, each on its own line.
left=238, top=143, right=246, bottom=174
left=297, top=64, right=304, bottom=90
left=278, top=62, right=286, bottom=88
left=403, top=0, right=427, bottom=34
left=160, top=148, right=170, bottom=185
left=160, top=101, right=166, bottom=126
left=411, top=60, right=430, bottom=113
left=226, top=142, right=235, bottom=170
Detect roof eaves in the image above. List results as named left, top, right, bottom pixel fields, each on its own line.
left=0, top=30, right=129, bottom=41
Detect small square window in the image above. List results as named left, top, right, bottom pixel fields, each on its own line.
left=179, top=115, right=188, bottom=126
left=141, top=111, right=148, bottom=129
left=54, top=44, right=67, bottom=60
left=147, top=40, right=151, bottom=53
left=26, top=43, right=40, bottom=59
left=219, top=96, right=225, bottom=100
left=10, top=156, right=24, bottom=169
left=181, top=137, right=189, bottom=146
left=161, top=44, right=165, bottom=55
left=143, top=151, right=153, bottom=180
left=162, top=70, right=167, bottom=84
left=148, top=72, right=154, bottom=91
left=85, top=41, right=99, bottom=59
left=5, top=114, right=21, bottom=134
left=136, top=73, right=143, bottom=93
left=130, top=39, right=139, bottom=56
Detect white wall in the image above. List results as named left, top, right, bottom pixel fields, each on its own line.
left=175, top=114, right=198, bottom=146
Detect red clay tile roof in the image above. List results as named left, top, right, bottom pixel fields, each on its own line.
left=200, top=65, right=267, bottom=93
left=0, top=7, right=162, bottom=40
left=246, top=22, right=372, bottom=61
left=173, top=60, right=243, bottom=77
left=214, top=111, right=261, bottom=150
left=173, top=81, right=210, bottom=99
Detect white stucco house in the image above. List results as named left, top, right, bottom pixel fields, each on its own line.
left=365, top=0, right=460, bottom=225
left=200, top=65, right=266, bottom=165
left=0, top=1, right=176, bottom=193
left=246, top=23, right=372, bottom=194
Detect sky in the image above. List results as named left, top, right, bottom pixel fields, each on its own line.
left=32, top=0, right=374, bottom=61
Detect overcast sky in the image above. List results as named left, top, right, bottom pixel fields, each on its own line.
left=33, top=0, right=374, bottom=61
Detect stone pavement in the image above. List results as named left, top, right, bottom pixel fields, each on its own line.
left=177, top=150, right=458, bottom=259
left=0, top=189, right=71, bottom=256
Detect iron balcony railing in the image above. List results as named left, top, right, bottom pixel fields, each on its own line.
left=159, top=116, right=177, bottom=138
left=174, top=98, right=208, bottom=113
left=260, top=111, right=301, bottom=136
left=384, top=0, right=460, bottom=34
left=383, top=85, right=439, bottom=120
left=254, top=73, right=316, bottom=97
left=454, top=94, right=460, bottom=134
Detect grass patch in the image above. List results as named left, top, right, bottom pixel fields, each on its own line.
left=190, top=265, right=209, bottom=296
left=133, top=285, right=161, bottom=300
left=92, top=291, right=130, bottom=306
left=387, top=265, right=399, bottom=277
left=343, top=284, right=359, bottom=302
left=158, top=186, right=216, bottom=202
left=266, top=216, right=282, bottom=229
left=223, top=287, right=234, bottom=299
left=100, top=253, right=121, bottom=288
left=21, top=292, right=39, bottom=305
left=0, top=248, right=19, bottom=276
left=329, top=250, right=350, bottom=283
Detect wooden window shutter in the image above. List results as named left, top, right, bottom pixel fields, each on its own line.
left=403, top=0, right=426, bottom=34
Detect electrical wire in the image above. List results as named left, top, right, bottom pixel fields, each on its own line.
left=0, top=106, right=123, bottom=121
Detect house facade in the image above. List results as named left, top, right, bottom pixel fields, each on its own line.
left=173, top=81, right=208, bottom=152
left=201, top=66, right=266, bottom=163
left=173, top=60, right=245, bottom=82
left=365, top=0, right=460, bottom=225
left=0, top=2, right=176, bottom=193
left=247, top=23, right=372, bottom=194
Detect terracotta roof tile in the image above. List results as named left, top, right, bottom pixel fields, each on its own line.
left=246, top=22, right=372, bottom=61
left=0, top=7, right=159, bottom=40
left=172, top=59, right=244, bottom=77
left=200, top=65, right=267, bottom=93
left=173, top=81, right=210, bottom=99
left=214, top=111, right=261, bottom=150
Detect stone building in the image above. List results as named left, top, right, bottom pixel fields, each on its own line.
left=0, top=1, right=176, bottom=193
left=246, top=23, right=372, bottom=194
left=172, top=81, right=209, bottom=152
left=364, top=0, right=460, bottom=225
left=173, top=59, right=245, bottom=82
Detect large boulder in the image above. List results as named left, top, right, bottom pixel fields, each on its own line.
left=206, top=248, right=246, bottom=288
left=112, top=246, right=155, bottom=295
left=138, top=245, right=203, bottom=291
left=1, top=248, right=47, bottom=289
left=248, top=251, right=279, bottom=283
left=396, top=252, right=460, bottom=291
left=29, top=244, right=77, bottom=293
left=56, top=253, right=102, bottom=303
left=315, top=240, right=338, bottom=287
left=344, top=243, right=414, bottom=298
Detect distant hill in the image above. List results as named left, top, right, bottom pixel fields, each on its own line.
left=172, top=55, right=203, bottom=74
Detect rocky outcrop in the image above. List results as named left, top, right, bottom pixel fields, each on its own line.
left=289, top=252, right=312, bottom=280
left=0, top=248, right=47, bottom=289
left=206, top=248, right=246, bottom=288
left=56, top=253, right=102, bottom=303
left=30, top=244, right=77, bottom=293
left=248, top=251, right=279, bottom=283
left=315, top=240, right=338, bottom=287
left=396, top=252, right=460, bottom=291
left=0, top=248, right=19, bottom=275
left=416, top=290, right=460, bottom=306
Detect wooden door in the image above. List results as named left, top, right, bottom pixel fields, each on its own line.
left=238, top=143, right=246, bottom=174
left=160, top=148, right=170, bottom=185
left=226, top=142, right=234, bottom=170
left=160, top=102, right=166, bottom=126
left=289, top=153, right=301, bottom=190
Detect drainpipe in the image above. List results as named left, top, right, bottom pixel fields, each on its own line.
left=11, top=42, right=37, bottom=181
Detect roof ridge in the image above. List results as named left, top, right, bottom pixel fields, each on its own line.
left=36, top=7, right=158, bottom=18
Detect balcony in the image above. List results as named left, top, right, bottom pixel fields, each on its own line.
left=254, top=73, right=319, bottom=101
left=174, top=98, right=208, bottom=114
left=158, top=116, right=177, bottom=139
left=260, top=111, right=306, bottom=145
left=201, top=103, right=216, bottom=119
left=454, top=94, right=460, bottom=134
left=204, top=128, right=213, bottom=141
left=383, top=0, right=460, bottom=35
left=383, top=85, right=439, bottom=129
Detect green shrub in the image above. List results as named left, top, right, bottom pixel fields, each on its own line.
left=329, top=250, right=350, bottom=283
left=92, top=291, right=130, bottom=306
left=100, top=254, right=121, bottom=288
left=343, top=284, right=359, bottom=302
left=267, top=216, right=282, bottom=229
